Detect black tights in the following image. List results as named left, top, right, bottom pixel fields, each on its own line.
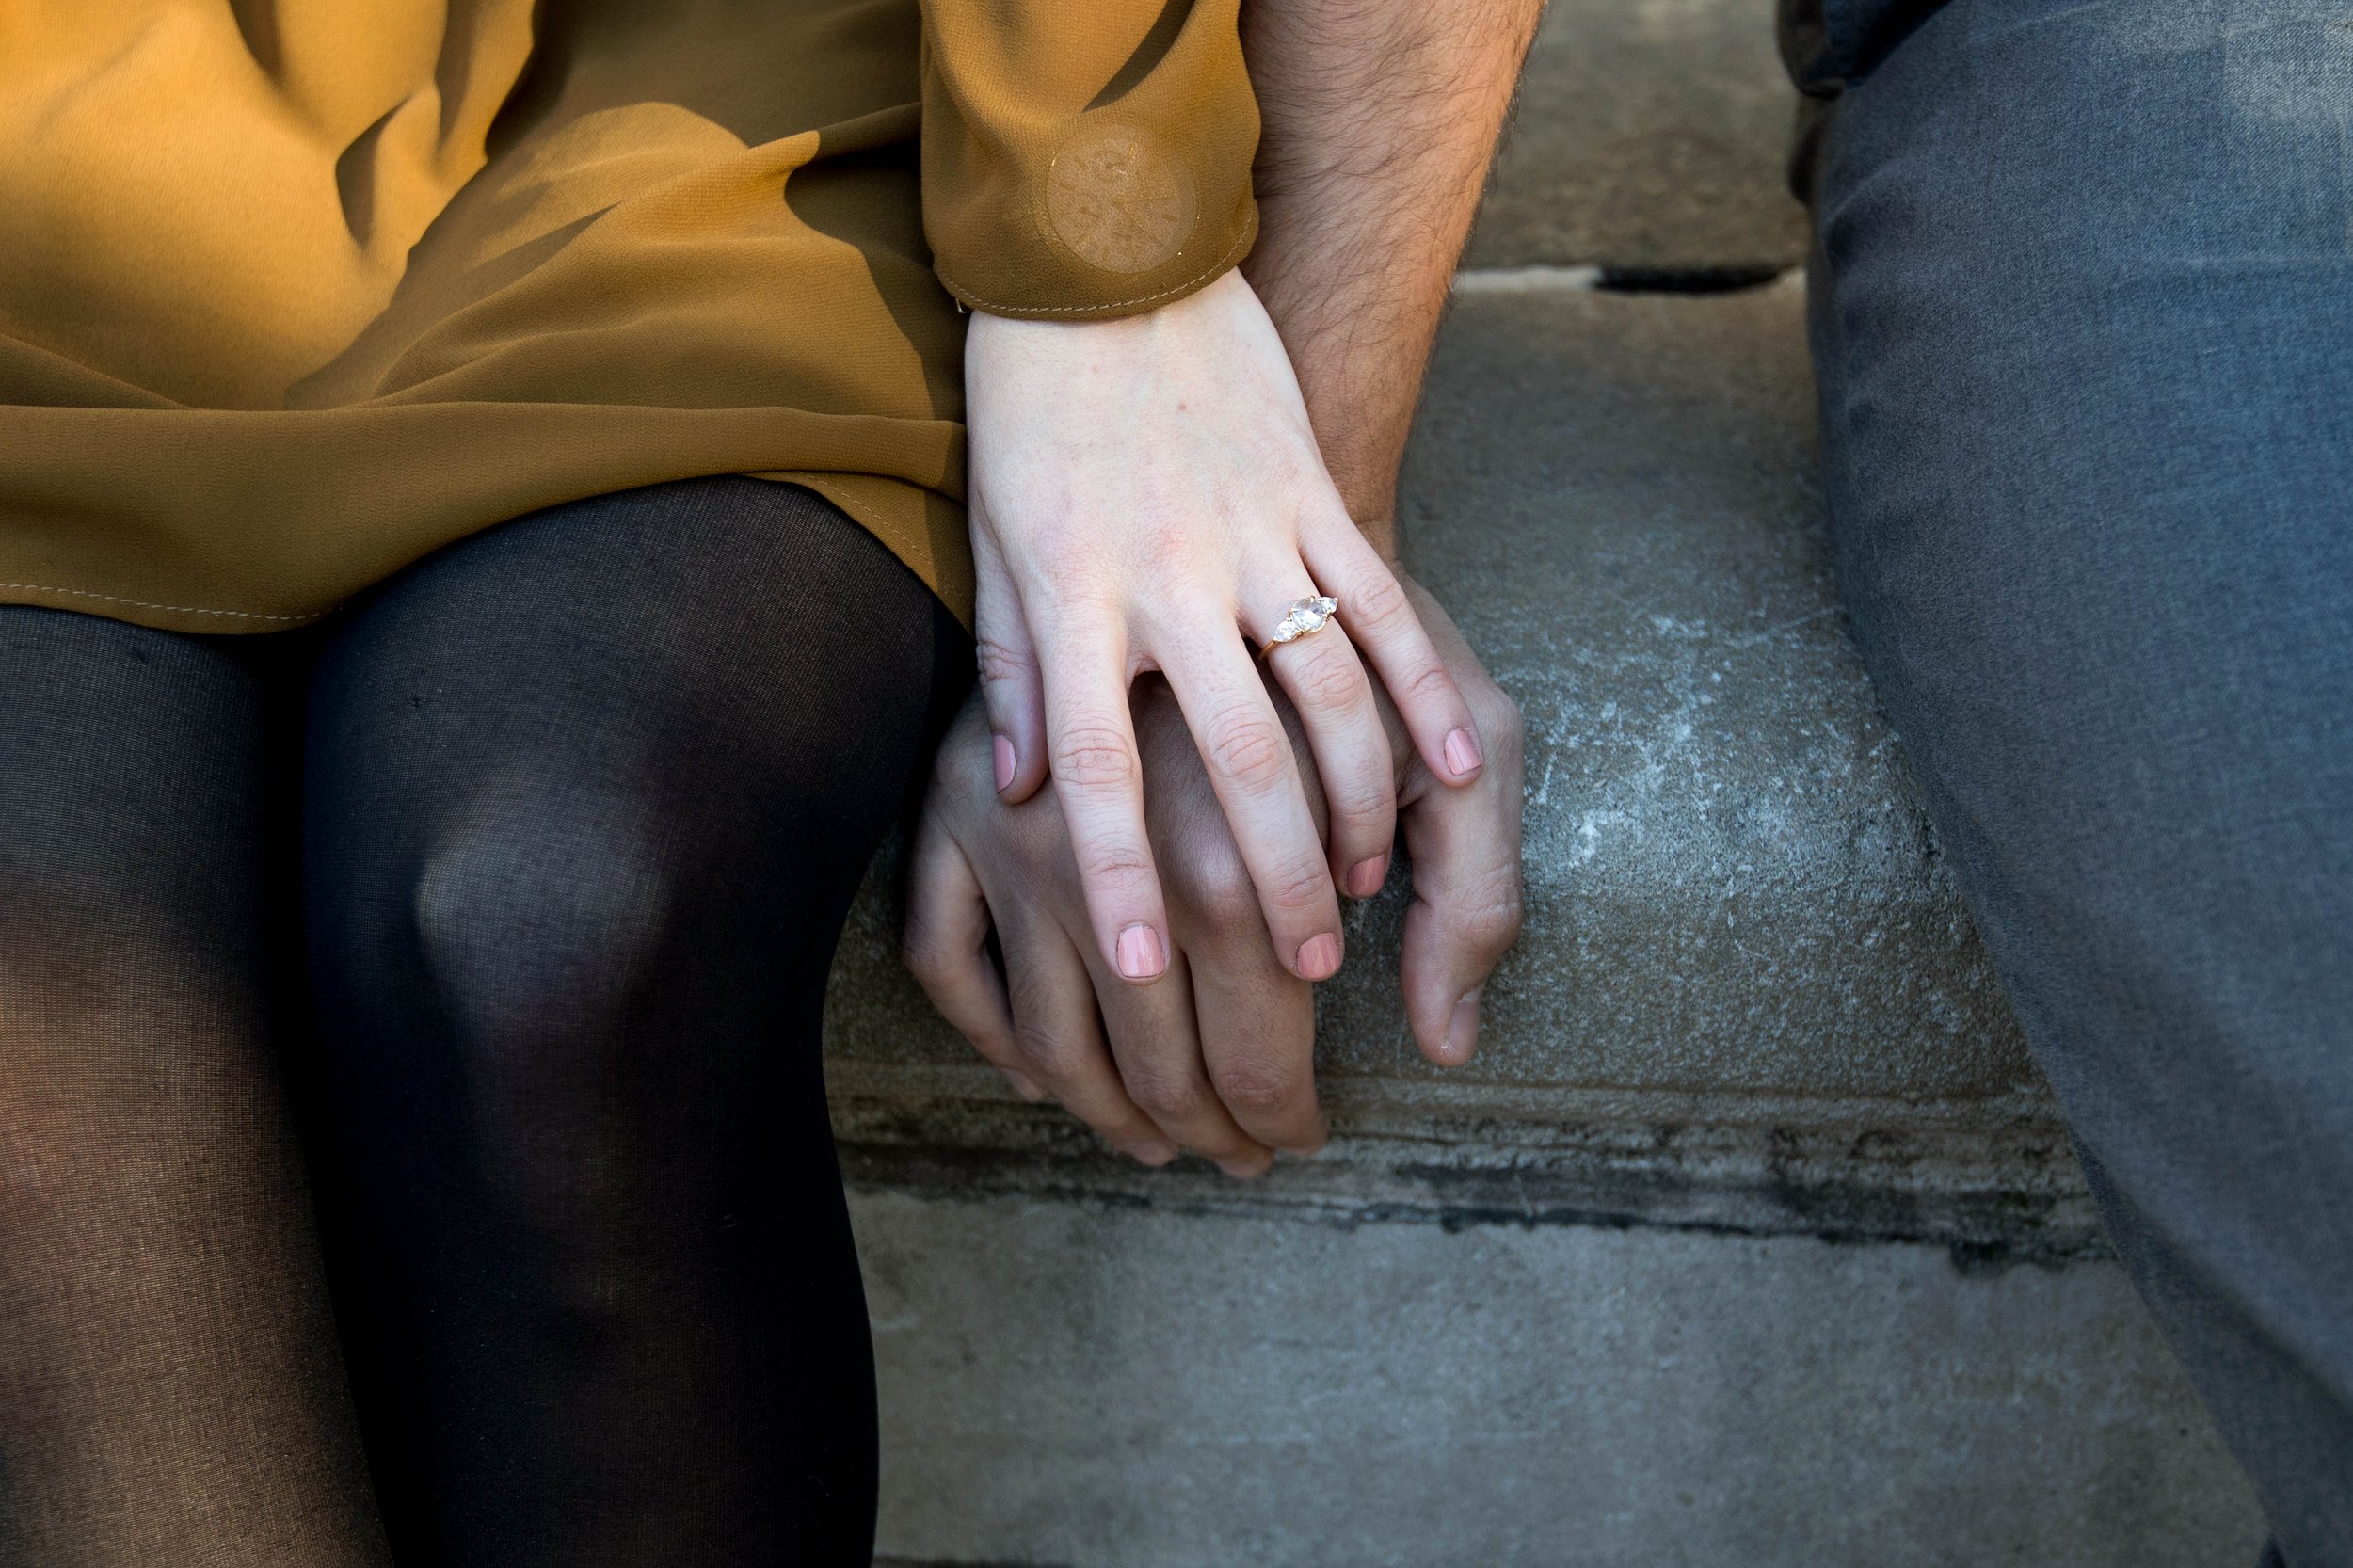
left=0, top=478, right=966, bottom=1565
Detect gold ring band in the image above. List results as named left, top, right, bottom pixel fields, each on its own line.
left=1256, top=595, right=1339, bottom=660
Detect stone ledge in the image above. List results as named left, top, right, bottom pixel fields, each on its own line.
left=825, top=281, right=2069, bottom=1250
left=856, top=1193, right=2260, bottom=1568
left=1465, top=0, right=1811, bottom=270
left=830, top=1063, right=2098, bottom=1261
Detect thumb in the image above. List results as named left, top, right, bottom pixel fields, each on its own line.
left=1397, top=745, right=1526, bottom=1068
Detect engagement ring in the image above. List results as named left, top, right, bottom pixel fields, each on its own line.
left=1257, top=595, right=1339, bottom=659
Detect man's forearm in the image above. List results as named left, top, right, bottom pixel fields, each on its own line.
left=1241, top=0, right=1542, bottom=556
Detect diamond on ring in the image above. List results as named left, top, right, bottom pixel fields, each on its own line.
left=1268, top=595, right=1339, bottom=646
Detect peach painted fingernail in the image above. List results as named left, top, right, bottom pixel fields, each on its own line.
left=1124, top=1139, right=1178, bottom=1166
left=993, top=734, right=1016, bottom=792
left=1297, top=932, right=1342, bottom=980
left=1003, top=1069, right=1045, bottom=1101
left=1217, top=1157, right=1271, bottom=1180
left=1116, top=922, right=1165, bottom=980
left=1446, top=990, right=1482, bottom=1061
left=1346, top=855, right=1389, bottom=898
left=1443, top=728, right=1483, bottom=779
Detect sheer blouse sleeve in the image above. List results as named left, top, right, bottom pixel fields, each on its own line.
left=918, top=0, right=1261, bottom=320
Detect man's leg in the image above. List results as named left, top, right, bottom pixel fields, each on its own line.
left=1802, top=2, right=2353, bottom=1559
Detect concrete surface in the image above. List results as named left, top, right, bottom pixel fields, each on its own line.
left=857, top=1192, right=2265, bottom=1568
left=826, top=278, right=2075, bottom=1256
left=824, top=230, right=2265, bottom=1568
left=1463, top=0, right=1811, bottom=271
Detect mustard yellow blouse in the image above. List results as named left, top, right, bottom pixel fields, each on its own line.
left=0, top=0, right=1261, bottom=633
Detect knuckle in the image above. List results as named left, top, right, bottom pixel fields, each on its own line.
left=1262, top=464, right=1317, bottom=513
left=1027, top=544, right=1109, bottom=603
left=973, top=634, right=1037, bottom=690
left=1210, top=1055, right=1304, bottom=1115
left=1290, top=641, right=1368, bottom=712
left=1335, top=777, right=1398, bottom=831
left=1263, top=853, right=1334, bottom=916
left=1011, top=1018, right=1082, bottom=1079
left=1205, top=711, right=1293, bottom=794
left=931, top=767, right=981, bottom=813
left=1447, top=865, right=1527, bottom=953
left=1134, top=517, right=1204, bottom=577
left=1346, top=569, right=1411, bottom=632
left=959, top=1027, right=1019, bottom=1071
left=1075, top=840, right=1154, bottom=888
left=1473, top=682, right=1527, bottom=749
left=930, top=744, right=995, bottom=810
left=898, top=924, right=950, bottom=984
left=1323, top=751, right=1399, bottom=824
left=1398, top=658, right=1459, bottom=711
left=1167, top=846, right=1258, bottom=928
left=897, top=892, right=971, bottom=985
left=1122, top=1063, right=1209, bottom=1121
left=927, top=713, right=998, bottom=806
left=1051, top=722, right=1138, bottom=791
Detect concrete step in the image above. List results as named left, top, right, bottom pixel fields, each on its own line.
left=856, top=1192, right=2257, bottom=1568
left=828, top=280, right=2073, bottom=1261
left=823, top=280, right=2265, bottom=1563
left=1465, top=0, right=1809, bottom=272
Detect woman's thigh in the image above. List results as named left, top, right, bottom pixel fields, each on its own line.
left=0, top=608, right=381, bottom=1565
left=1806, top=1, right=2353, bottom=1557
left=297, top=475, right=964, bottom=1565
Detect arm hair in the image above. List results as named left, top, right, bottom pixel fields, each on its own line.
left=1240, top=0, right=1545, bottom=558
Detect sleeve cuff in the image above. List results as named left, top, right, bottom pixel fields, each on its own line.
left=919, top=0, right=1261, bottom=321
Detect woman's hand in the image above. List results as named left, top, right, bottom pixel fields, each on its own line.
left=966, top=267, right=1488, bottom=991
left=904, top=575, right=1525, bottom=1171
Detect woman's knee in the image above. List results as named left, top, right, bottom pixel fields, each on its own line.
left=313, top=767, right=856, bottom=1244
left=312, top=780, right=706, bottom=1232
left=408, top=784, right=679, bottom=1052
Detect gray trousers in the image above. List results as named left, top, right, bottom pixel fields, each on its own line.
left=1785, top=0, right=2353, bottom=1560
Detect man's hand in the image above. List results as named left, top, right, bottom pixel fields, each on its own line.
left=903, top=571, right=1523, bottom=1171
left=1385, top=581, right=1526, bottom=1062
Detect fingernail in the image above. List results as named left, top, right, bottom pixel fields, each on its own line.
left=1124, top=1139, right=1179, bottom=1166
left=1443, top=727, right=1483, bottom=779
left=1002, top=1068, right=1045, bottom=1101
left=1346, top=854, right=1389, bottom=898
left=1445, top=990, right=1482, bottom=1062
left=1116, top=922, right=1166, bottom=980
left=992, top=733, right=1016, bottom=792
left=1297, top=932, right=1342, bottom=981
left=1217, top=1157, right=1271, bottom=1180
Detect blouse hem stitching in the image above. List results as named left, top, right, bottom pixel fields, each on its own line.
left=0, top=582, right=328, bottom=622
left=937, top=227, right=1253, bottom=316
